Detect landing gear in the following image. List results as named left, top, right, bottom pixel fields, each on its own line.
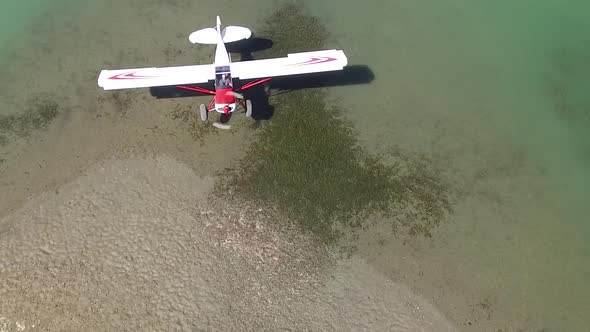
left=199, top=104, right=207, bottom=122
left=237, top=98, right=253, bottom=118
left=245, top=99, right=252, bottom=117
left=197, top=95, right=252, bottom=130
left=214, top=112, right=232, bottom=130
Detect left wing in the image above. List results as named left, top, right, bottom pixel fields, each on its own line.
left=230, top=49, right=347, bottom=80
left=97, top=63, right=215, bottom=90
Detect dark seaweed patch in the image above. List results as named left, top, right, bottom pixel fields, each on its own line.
left=0, top=93, right=61, bottom=140
left=214, top=2, right=452, bottom=245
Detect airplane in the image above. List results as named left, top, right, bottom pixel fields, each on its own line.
left=97, top=15, right=348, bottom=128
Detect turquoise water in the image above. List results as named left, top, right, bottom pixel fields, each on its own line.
left=0, top=1, right=55, bottom=58
left=1, top=0, right=589, bottom=330
left=466, top=0, right=590, bottom=207
left=313, top=0, right=590, bottom=220
left=308, top=0, right=590, bottom=329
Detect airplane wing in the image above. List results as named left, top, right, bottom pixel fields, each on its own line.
left=97, top=63, right=215, bottom=90
left=230, top=49, right=347, bottom=80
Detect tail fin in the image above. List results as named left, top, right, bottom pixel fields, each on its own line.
left=215, top=15, right=251, bottom=43
left=189, top=16, right=252, bottom=44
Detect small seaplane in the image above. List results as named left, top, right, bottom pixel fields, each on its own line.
left=97, top=15, right=348, bottom=128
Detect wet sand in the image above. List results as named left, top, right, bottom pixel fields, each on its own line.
left=1, top=0, right=458, bottom=330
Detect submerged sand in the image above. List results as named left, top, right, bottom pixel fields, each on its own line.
left=0, top=156, right=456, bottom=331
left=5, top=0, right=587, bottom=330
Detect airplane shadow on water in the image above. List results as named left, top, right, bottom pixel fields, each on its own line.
left=149, top=37, right=375, bottom=122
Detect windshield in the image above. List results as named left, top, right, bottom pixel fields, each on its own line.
left=215, top=72, right=232, bottom=89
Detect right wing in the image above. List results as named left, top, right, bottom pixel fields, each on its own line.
left=230, top=49, right=348, bottom=80
left=97, top=63, right=215, bottom=90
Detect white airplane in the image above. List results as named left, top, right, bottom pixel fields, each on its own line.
left=97, top=15, right=348, bottom=127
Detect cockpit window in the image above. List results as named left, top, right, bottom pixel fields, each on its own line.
left=215, top=72, right=232, bottom=89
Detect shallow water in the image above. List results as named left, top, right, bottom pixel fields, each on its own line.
left=1, top=0, right=589, bottom=330
left=306, top=0, right=590, bottom=330
left=0, top=1, right=53, bottom=54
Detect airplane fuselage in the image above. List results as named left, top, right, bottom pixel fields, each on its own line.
left=212, top=16, right=236, bottom=115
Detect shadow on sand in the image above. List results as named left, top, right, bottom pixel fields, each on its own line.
left=149, top=37, right=375, bottom=121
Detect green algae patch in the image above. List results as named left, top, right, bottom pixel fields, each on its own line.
left=214, top=2, right=452, bottom=245
left=168, top=103, right=218, bottom=144
left=0, top=93, right=61, bottom=142
left=257, top=1, right=328, bottom=57
left=216, top=88, right=401, bottom=244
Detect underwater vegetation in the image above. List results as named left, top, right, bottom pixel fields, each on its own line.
left=214, top=2, right=452, bottom=245
left=0, top=93, right=61, bottom=145
left=168, top=103, right=218, bottom=143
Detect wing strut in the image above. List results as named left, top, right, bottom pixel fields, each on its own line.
left=238, top=78, right=272, bottom=91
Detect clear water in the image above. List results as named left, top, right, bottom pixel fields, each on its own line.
left=305, top=0, right=590, bottom=329
left=1, top=0, right=589, bottom=330
left=0, top=1, right=57, bottom=58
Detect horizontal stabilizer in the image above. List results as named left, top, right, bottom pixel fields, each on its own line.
left=189, top=26, right=251, bottom=44
left=189, top=27, right=218, bottom=44
left=221, top=26, right=251, bottom=43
